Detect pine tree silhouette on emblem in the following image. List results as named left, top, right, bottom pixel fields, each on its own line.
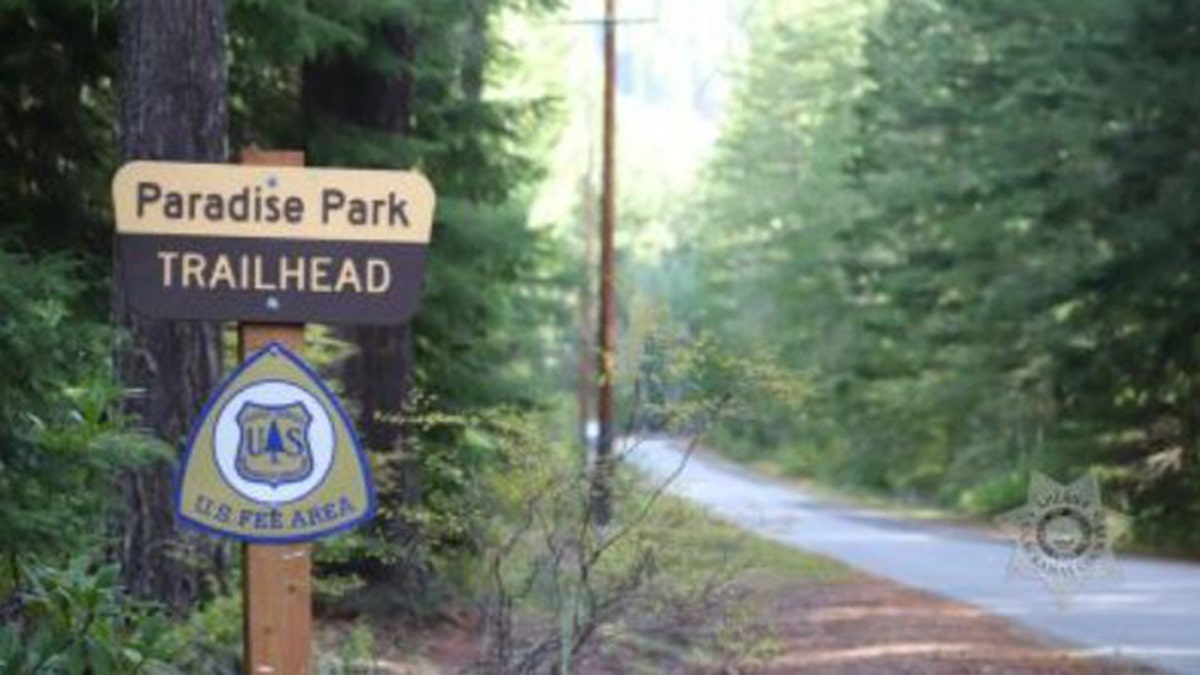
left=265, top=421, right=285, bottom=464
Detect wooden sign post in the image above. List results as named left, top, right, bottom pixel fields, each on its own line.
left=111, top=149, right=437, bottom=675
left=239, top=149, right=311, bottom=675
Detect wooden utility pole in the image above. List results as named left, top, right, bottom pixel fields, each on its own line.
left=577, top=146, right=597, bottom=448
left=238, top=149, right=312, bottom=675
left=592, top=0, right=618, bottom=526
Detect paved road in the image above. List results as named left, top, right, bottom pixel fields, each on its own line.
left=626, top=437, right=1200, bottom=674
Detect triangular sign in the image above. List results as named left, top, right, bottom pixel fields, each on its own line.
left=175, top=343, right=376, bottom=543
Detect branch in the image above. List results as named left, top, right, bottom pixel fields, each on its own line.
left=587, top=393, right=732, bottom=567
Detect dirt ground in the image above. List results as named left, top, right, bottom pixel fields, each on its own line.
left=726, top=573, right=1156, bottom=674
left=326, top=569, right=1157, bottom=674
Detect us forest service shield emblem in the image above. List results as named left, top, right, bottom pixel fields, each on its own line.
left=175, top=343, right=375, bottom=543
left=235, top=402, right=314, bottom=487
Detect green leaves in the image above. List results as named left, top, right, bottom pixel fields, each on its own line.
left=0, top=250, right=167, bottom=561
left=0, top=557, right=176, bottom=675
left=678, top=0, right=1200, bottom=548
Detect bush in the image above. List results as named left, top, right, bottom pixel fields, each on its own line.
left=0, top=557, right=175, bottom=674
left=0, top=249, right=174, bottom=672
left=957, top=471, right=1029, bottom=516
left=0, top=249, right=166, bottom=569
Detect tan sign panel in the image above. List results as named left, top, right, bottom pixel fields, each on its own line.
left=113, top=162, right=435, bottom=243
left=112, top=161, right=437, bottom=324
left=176, top=343, right=375, bottom=542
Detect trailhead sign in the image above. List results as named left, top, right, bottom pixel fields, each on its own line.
left=111, top=158, right=439, bottom=543
left=111, top=154, right=435, bottom=673
left=176, top=342, right=375, bottom=543
left=113, top=161, right=436, bottom=324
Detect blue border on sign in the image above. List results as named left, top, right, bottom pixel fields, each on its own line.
left=173, top=342, right=378, bottom=544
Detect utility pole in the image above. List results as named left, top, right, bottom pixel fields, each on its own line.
left=592, top=0, right=618, bottom=526
left=577, top=143, right=596, bottom=450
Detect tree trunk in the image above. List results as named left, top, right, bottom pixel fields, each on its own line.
left=462, top=0, right=488, bottom=102
left=113, top=0, right=228, bottom=611
left=302, top=20, right=428, bottom=602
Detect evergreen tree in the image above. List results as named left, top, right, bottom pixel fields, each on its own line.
left=114, top=0, right=229, bottom=609
left=227, top=0, right=564, bottom=609
left=0, top=0, right=568, bottom=619
left=679, top=0, right=1200, bottom=549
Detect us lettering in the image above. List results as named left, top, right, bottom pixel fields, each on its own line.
left=194, top=494, right=234, bottom=524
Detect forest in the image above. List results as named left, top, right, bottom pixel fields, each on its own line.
left=3, top=0, right=1200, bottom=672
left=678, top=0, right=1200, bottom=551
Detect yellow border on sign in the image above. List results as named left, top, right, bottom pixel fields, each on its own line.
left=113, top=161, right=435, bottom=244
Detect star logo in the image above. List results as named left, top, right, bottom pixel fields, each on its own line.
left=995, top=472, right=1124, bottom=607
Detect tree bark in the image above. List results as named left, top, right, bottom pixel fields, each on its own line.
left=462, top=0, right=488, bottom=102
left=302, top=20, right=428, bottom=602
left=302, top=20, right=417, bottom=453
left=113, top=0, right=227, bottom=611
left=302, top=22, right=414, bottom=132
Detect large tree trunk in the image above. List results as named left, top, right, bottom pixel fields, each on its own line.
left=301, top=21, right=417, bottom=454
left=302, top=20, right=428, bottom=603
left=113, top=0, right=227, bottom=611
left=462, top=0, right=489, bottom=102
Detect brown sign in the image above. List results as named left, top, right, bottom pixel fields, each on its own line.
left=112, top=161, right=436, bottom=324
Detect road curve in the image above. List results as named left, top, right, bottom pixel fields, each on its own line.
left=626, top=437, right=1200, bottom=674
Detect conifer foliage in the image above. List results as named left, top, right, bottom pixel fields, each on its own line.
left=685, top=0, right=1200, bottom=550
left=0, top=0, right=564, bottom=639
